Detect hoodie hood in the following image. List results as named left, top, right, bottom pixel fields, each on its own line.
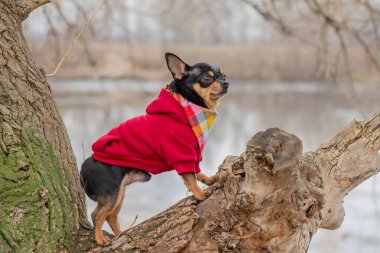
left=146, top=88, right=189, bottom=125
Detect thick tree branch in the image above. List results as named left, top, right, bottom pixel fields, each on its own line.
left=316, top=112, right=380, bottom=229
left=16, top=0, right=50, bottom=20
left=79, top=113, right=379, bottom=253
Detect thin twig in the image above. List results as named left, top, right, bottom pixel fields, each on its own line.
left=82, top=143, right=86, bottom=162
left=46, top=0, right=108, bottom=77
left=129, top=214, right=139, bottom=229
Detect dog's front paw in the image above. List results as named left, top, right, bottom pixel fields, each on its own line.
left=203, top=189, right=212, bottom=197
left=95, top=234, right=111, bottom=246
left=193, top=191, right=206, bottom=201
left=194, top=189, right=212, bottom=201
left=205, top=176, right=216, bottom=185
left=196, top=173, right=217, bottom=186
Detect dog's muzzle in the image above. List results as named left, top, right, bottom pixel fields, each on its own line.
left=221, top=81, right=229, bottom=94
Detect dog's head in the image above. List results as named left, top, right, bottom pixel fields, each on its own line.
left=165, top=53, right=229, bottom=110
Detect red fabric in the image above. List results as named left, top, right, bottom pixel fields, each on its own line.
left=92, top=88, right=202, bottom=175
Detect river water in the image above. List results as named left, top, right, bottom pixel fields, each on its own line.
left=51, top=79, right=380, bottom=253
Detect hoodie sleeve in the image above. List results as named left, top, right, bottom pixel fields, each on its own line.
left=159, top=125, right=201, bottom=175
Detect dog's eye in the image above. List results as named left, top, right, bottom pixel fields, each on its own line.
left=217, top=75, right=226, bottom=82
left=201, top=75, right=214, bottom=84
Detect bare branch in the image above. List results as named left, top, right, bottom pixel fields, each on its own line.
left=46, top=0, right=108, bottom=77
left=17, top=0, right=51, bottom=20
left=240, top=0, right=293, bottom=35
left=317, top=112, right=380, bottom=228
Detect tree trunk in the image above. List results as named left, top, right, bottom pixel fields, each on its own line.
left=1, top=1, right=379, bottom=252
left=82, top=113, right=380, bottom=253
left=0, top=1, right=88, bottom=252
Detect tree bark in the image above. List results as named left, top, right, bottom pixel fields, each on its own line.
left=83, top=113, right=380, bottom=253
left=0, top=1, right=88, bottom=252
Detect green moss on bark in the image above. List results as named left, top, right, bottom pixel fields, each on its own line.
left=0, top=137, right=78, bottom=252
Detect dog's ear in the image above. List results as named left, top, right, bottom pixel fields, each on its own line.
left=165, top=53, right=190, bottom=80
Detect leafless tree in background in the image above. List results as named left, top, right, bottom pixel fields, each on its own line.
left=24, top=0, right=380, bottom=93
left=24, top=0, right=280, bottom=80
left=241, top=0, right=380, bottom=115
left=33, top=0, right=380, bottom=114
left=23, top=0, right=380, bottom=111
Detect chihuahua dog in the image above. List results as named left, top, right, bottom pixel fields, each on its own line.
left=80, top=53, right=229, bottom=246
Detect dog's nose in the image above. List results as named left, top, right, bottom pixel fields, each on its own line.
left=221, top=81, right=229, bottom=88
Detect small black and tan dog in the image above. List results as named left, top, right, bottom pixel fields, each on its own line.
left=80, top=53, right=229, bottom=246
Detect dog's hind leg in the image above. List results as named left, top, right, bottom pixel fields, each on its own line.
left=106, top=186, right=126, bottom=237
left=106, top=202, right=123, bottom=237
left=106, top=169, right=151, bottom=237
left=92, top=198, right=116, bottom=246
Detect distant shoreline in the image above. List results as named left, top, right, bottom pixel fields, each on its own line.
left=27, top=42, right=379, bottom=83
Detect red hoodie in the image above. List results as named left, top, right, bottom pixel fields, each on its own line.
left=92, top=88, right=202, bottom=175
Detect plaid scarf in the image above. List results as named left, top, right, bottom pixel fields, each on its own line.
left=169, top=88, right=217, bottom=152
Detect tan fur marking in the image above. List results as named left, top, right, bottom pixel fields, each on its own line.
left=207, top=71, right=214, bottom=76
left=112, top=174, right=132, bottom=213
left=193, top=82, right=224, bottom=110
